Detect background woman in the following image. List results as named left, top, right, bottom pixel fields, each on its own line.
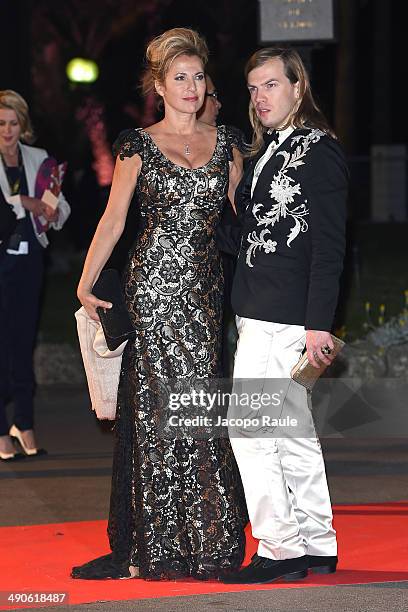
left=0, top=90, right=70, bottom=460
left=72, top=27, right=247, bottom=581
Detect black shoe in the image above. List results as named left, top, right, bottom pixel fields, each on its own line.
left=306, top=555, right=337, bottom=574
left=220, top=555, right=308, bottom=584
left=0, top=451, right=25, bottom=462
left=71, top=553, right=135, bottom=580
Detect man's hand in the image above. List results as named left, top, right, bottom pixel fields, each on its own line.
left=306, top=330, right=335, bottom=369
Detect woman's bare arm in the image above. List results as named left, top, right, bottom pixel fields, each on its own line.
left=77, top=153, right=141, bottom=320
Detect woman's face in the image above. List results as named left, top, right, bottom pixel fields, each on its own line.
left=0, top=108, right=22, bottom=151
left=156, top=54, right=206, bottom=116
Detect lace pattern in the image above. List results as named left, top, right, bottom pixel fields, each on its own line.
left=105, top=125, right=247, bottom=580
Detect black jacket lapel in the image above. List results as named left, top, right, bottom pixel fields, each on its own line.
left=235, top=141, right=269, bottom=219
left=251, top=129, right=303, bottom=202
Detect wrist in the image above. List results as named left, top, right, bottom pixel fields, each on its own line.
left=77, top=283, right=91, bottom=297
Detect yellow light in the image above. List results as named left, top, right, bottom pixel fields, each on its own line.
left=66, top=58, right=99, bottom=83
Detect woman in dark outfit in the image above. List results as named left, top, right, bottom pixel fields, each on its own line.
left=72, top=28, right=247, bottom=581
left=0, top=90, right=70, bottom=461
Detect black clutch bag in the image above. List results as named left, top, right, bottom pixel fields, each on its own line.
left=92, top=268, right=136, bottom=351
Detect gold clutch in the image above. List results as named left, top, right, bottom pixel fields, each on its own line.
left=290, top=334, right=345, bottom=391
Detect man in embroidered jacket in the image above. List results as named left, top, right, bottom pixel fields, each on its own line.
left=220, top=48, right=348, bottom=584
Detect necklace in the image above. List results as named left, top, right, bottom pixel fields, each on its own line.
left=1, top=149, right=22, bottom=195
left=160, top=122, right=194, bottom=155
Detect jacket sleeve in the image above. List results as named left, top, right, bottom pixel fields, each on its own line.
left=304, top=136, right=349, bottom=331
left=216, top=199, right=242, bottom=255
left=50, top=190, right=71, bottom=231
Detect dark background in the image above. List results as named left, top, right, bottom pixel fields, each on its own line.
left=0, top=0, right=404, bottom=230
left=0, top=0, right=406, bottom=342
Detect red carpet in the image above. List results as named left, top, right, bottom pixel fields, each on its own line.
left=1, top=502, right=407, bottom=609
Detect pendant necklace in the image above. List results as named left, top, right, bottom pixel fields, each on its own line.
left=1, top=150, right=22, bottom=195
left=184, top=143, right=191, bottom=156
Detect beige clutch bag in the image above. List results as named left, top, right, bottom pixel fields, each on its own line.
left=291, top=334, right=345, bottom=391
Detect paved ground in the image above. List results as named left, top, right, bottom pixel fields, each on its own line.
left=11, top=584, right=408, bottom=612
left=1, top=384, right=407, bottom=611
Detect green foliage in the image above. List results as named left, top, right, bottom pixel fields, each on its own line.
left=338, top=223, right=408, bottom=342
left=38, top=223, right=408, bottom=347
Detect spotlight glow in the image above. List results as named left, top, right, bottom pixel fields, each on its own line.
left=66, top=58, right=99, bottom=83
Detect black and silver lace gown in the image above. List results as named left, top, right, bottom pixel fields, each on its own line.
left=104, top=125, right=247, bottom=580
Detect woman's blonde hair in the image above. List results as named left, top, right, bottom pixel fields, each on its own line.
left=0, top=89, right=35, bottom=143
left=245, top=47, right=334, bottom=156
left=141, top=27, right=208, bottom=99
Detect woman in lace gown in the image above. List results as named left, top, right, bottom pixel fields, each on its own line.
left=73, top=28, right=247, bottom=581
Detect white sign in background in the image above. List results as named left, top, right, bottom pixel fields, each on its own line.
left=259, top=0, right=334, bottom=43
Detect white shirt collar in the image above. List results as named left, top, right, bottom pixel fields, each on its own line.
left=250, top=125, right=295, bottom=198
left=266, top=124, right=295, bottom=148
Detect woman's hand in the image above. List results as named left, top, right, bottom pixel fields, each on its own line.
left=77, top=287, right=112, bottom=322
left=20, top=196, right=45, bottom=217
left=42, top=204, right=59, bottom=223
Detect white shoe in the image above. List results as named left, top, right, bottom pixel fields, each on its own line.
left=0, top=435, right=24, bottom=461
left=9, top=425, right=47, bottom=456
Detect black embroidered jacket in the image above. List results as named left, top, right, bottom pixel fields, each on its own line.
left=220, top=127, right=349, bottom=331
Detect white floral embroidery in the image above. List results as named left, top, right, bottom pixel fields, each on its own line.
left=269, top=173, right=301, bottom=206
left=246, top=229, right=277, bottom=267
left=245, top=128, right=324, bottom=267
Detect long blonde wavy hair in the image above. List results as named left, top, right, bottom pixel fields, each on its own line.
left=245, top=47, right=335, bottom=157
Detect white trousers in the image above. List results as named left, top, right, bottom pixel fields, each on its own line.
left=230, top=316, right=337, bottom=560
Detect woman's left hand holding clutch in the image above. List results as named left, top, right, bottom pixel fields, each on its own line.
left=77, top=287, right=112, bottom=323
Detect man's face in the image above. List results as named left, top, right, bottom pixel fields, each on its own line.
left=197, top=75, right=221, bottom=126
left=247, top=57, right=299, bottom=129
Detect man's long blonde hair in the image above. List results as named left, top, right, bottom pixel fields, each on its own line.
left=245, top=47, right=335, bottom=156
